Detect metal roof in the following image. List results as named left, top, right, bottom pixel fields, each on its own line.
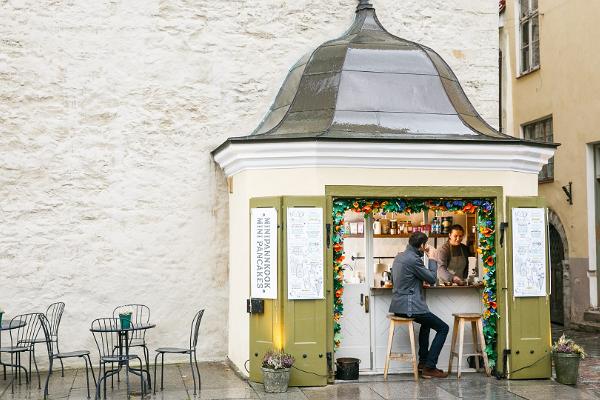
left=213, top=1, right=558, bottom=155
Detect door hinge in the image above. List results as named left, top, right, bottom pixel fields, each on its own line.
left=499, top=222, right=509, bottom=247
left=326, top=223, right=331, bottom=248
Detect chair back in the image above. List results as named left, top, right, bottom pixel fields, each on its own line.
left=91, top=318, right=121, bottom=359
left=39, top=315, right=56, bottom=359
left=11, top=313, right=44, bottom=348
left=45, top=302, right=65, bottom=341
left=189, top=309, right=205, bottom=350
left=113, top=304, right=150, bottom=341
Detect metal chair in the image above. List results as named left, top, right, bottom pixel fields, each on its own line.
left=113, top=304, right=151, bottom=388
left=20, top=302, right=66, bottom=385
left=0, top=313, right=44, bottom=393
left=91, top=318, right=145, bottom=400
left=40, top=314, right=96, bottom=399
left=154, top=309, right=204, bottom=395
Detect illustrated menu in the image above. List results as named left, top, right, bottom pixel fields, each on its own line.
left=286, top=207, right=324, bottom=300
left=512, top=207, right=547, bottom=297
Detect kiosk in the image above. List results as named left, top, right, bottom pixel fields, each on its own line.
left=212, top=0, right=557, bottom=386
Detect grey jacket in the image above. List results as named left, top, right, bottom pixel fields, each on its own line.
left=389, top=245, right=438, bottom=316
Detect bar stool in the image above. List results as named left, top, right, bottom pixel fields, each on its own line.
left=384, top=315, right=418, bottom=381
left=447, top=313, right=490, bottom=378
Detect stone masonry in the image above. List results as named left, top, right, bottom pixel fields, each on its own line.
left=0, top=0, right=499, bottom=365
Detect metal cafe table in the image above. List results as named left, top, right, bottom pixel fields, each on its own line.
left=1, top=319, right=27, bottom=380
left=90, top=320, right=155, bottom=398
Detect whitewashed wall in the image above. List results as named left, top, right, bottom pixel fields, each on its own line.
left=0, top=0, right=498, bottom=367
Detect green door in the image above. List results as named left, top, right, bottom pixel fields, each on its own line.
left=506, top=196, right=552, bottom=379
left=283, top=196, right=328, bottom=386
left=249, top=197, right=283, bottom=383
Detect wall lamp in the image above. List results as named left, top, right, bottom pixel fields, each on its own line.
left=561, top=181, right=573, bottom=205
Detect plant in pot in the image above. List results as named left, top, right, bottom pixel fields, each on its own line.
left=261, top=350, right=295, bottom=393
left=552, top=334, right=586, bottom=385
left=118, top=307, right=133, bottom=329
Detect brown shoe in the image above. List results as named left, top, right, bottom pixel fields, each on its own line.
left=418, top=362, right=425, bottom=372
left=422, top=367, right=448, bottom=379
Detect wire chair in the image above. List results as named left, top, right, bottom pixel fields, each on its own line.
left=91, top=318, right=145, bottom=400
left=154, top=309, right=204, bottom=395
left=0, top=313, right=43, bottom=393
left=19, top=302, right=66, bottom=385
left=40, top=314, right=96, bottom=399
left=113, top=304, right=151, bottom=388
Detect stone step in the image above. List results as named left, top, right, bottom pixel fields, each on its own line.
left=584, top=310, right=600, bottom=323
left=570, top=320, right=600, bottom=333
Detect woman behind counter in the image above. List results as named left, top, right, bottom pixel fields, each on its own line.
left=436, top=224, right=476, bottom=284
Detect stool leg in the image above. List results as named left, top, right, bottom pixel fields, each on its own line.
left=447, top=317, right=459, bottom=375
left=407, top=322, right=418, bottom=381
left=471, top=321, right=480, bottom=372
left=384, top=321, right=395, bottom=380
left=457, top=319, right=465, bottom=379
left=477, top=319, right=491, bottom=376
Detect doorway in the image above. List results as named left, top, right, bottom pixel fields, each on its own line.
left=549, top=224, right=565, bottom=325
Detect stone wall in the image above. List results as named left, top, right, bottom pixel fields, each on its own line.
left=0, top=0, right=498, bottom=365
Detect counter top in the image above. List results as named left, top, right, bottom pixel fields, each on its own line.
left=371, top=285, right=483, bottom=294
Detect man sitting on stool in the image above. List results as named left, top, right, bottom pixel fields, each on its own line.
left=389, top=231, right=449, bottom=378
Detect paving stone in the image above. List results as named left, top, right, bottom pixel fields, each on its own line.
left=302, top=383, right=384, bottom=400
left=369, top=380, right=458, bottom=399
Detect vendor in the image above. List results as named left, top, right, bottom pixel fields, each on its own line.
left=437, top=224, right=476, bottom=283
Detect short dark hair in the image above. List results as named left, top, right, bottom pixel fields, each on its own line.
left=409, top=232, right=428, bottom=248
left=450, top=224, right=465, bottom=234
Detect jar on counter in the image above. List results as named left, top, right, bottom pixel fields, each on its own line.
left=406, top=221, right=413, bottom=233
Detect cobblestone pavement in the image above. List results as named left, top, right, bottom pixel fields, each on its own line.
left=0, top=328, right=599, bottom=400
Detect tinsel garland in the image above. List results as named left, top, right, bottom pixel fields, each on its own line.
left=332, top=198, right=498, bottom=368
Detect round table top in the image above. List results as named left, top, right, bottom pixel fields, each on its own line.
left=90, top=323, right=156, bottom=333
left=0, top=320, right=26, bottom=331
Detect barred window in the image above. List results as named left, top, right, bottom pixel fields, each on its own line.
left=519, top=0, right=540, bottom=74
left=523, top=117, right=553, bottom=182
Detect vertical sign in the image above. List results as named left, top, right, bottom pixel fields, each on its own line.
left=512, top=207, right=547, bottom=297
left=286, top=207, right=324, bottom=300
left=251, top=208, right=278, bottom=299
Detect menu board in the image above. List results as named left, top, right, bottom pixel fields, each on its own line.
left=512, top=208, right=547, bottom=297
left=250, top=208, right=278, bottom=299
left=286, top=207, right=324, bottom=300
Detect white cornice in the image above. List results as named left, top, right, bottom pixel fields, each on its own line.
left=213, top=140, right=555, bottom=177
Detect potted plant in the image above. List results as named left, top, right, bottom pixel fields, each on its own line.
left=261, top=350, right=294, bottom=393
left=552, top=334, right=586, bottom=385
left=118, top=307, right=133, bottom=329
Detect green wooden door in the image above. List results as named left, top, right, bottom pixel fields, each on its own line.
left=506, top=196, right=552, bottom=379
left=249, top=197, right=283, bottom=383
left=283, top=197, right=328, bottom=386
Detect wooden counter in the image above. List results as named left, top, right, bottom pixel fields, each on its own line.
left=371, top=285, right=483, bottom=295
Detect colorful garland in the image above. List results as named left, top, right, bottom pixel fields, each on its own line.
left=332, top=198, right=498, bottom=368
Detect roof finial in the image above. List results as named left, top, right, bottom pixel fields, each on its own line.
left=356, top=0, right=374, bottom=11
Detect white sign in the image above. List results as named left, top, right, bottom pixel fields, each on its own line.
left=286, top=207, right=324, bottom=300
left=512, top=207, right=547, bottom=297
left=251, top=208, right=278, bottom=299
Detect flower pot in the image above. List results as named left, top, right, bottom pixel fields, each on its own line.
left=553, top=353, right=581, bottom=385
left=119, top=313, right=132, bottom=329
left=262, top=367, right=290, bottom=393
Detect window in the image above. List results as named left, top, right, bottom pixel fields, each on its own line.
left=519, top=0, right=540, bottom=74
left=523, top=117, right=553, bottom=182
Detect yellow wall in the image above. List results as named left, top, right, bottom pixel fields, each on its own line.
left=503, top=0, right=600, bottom=259
left=226, top=166, right=538, bottom=373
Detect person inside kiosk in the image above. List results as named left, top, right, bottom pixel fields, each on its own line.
left=389, top=231, right=449, bottom=379
left=437, top=224, right=476, bottom=284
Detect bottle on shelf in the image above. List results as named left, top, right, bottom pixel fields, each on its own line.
left=406, top=221, right=413, bottom=233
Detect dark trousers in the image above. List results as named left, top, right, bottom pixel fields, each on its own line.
left=395, top=312, right=449, bottom=369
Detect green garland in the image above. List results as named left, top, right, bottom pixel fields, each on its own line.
left=332, top=198, right=498, bottom=368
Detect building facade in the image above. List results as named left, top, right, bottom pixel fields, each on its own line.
left=500, top=0, right=600, bottom=327
left=0, top=0, right=499, bottom=365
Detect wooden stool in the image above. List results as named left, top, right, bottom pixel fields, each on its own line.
left=447, top=313, right=490, bottom=378
left=384, top=315, right=418, bottom=381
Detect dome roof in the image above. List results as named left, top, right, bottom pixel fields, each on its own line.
left=212, top=1, right=557, bottom=177
left=241, top=1, right=511, bottom=142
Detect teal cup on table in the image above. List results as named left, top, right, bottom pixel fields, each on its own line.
left=119, top=312, right=132, bottom=329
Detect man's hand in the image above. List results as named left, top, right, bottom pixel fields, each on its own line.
left=422, top=282, right=431, bottom=288
left=452, top=276, right=464, bottom=285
